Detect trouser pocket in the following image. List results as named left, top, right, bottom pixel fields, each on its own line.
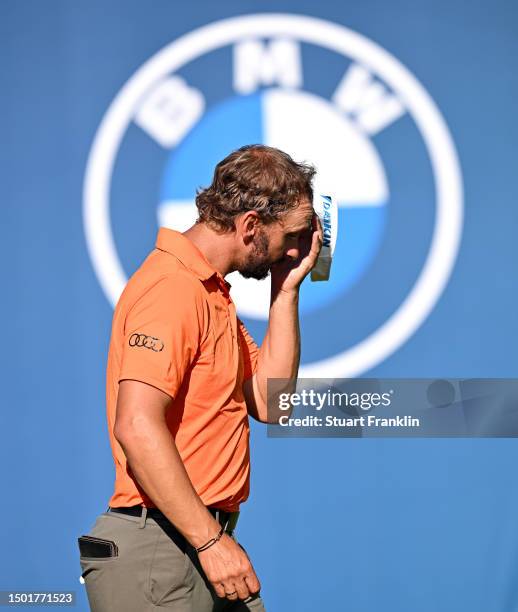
left=78, top=512, right=160, bottom=612
left=79, top=556, right=121, bottom=612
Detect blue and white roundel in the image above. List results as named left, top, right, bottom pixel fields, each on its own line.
left=158, top=89, right=387, bottom=318
left=84, top=14, right=463, bottom=376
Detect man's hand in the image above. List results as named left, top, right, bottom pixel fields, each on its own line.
left=270, top=211, right=323, bottom=295
left=197, top=534, right=261, bottom=601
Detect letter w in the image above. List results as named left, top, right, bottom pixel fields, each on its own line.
left=332, top=64, right=404, bottom=135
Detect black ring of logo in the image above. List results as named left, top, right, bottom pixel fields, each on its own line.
left=128, top=333, right=164, bottom=352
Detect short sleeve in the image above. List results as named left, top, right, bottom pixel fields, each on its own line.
left=237, top=318, right=260, bottom=381
left=119, top=275, right=203, bottom=398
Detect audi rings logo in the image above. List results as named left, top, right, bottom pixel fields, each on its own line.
left=129, top=333, right=164, bottom=352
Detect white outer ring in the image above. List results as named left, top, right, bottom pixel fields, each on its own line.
left=83, top=13, right=463, bottom=377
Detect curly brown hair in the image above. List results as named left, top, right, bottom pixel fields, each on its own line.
left=195, top=144, right=316, bottom=232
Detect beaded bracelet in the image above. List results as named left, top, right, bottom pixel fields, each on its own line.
left=195, top=525, right=225, bottom=553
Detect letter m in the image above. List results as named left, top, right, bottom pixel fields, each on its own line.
left=233, top=39, right=302, bottom=94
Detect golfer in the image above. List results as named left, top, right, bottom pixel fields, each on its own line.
left=78, top=144, right=322, bottom=611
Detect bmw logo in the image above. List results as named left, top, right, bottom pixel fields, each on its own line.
left=83, top=13, right=463, bottom=376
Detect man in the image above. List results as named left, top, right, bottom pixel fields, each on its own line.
left=78, top=144, right=322, bottom=611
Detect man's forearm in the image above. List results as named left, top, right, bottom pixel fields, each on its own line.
left=248, top=288, right=301, bottom=421
left=115, top=418, right=221, bottom=548
left=261, top=287, right=300, bottom=378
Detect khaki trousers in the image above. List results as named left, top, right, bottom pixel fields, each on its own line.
left=79, top=509, right=266, bottom=611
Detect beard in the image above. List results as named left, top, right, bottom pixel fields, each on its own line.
left=239, top=229, right=274, bottom=280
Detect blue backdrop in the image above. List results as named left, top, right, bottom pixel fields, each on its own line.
left=1, top=1, right=518, bottom=610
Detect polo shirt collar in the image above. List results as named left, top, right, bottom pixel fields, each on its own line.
left=155, top=227, right=231, bottom=290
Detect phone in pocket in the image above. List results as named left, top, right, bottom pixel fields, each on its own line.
left=78, top=535, right=118, bottom=558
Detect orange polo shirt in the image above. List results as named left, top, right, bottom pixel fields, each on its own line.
left=105, top=227, right=260, bottom=512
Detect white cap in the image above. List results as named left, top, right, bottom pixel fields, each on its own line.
left=311, top=194, right=338, bottom=282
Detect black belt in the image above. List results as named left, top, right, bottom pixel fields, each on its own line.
left=107, top=505, right=239, bottom=535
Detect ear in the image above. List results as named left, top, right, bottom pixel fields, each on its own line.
left=235, top=211, right=261, bottom=245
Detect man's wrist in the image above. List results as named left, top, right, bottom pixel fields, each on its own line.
left=270, top=285, right=300, bottom=305
left=185, top=515, right=224, bottom=549
left=195, top=524, right=225, bottom=553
